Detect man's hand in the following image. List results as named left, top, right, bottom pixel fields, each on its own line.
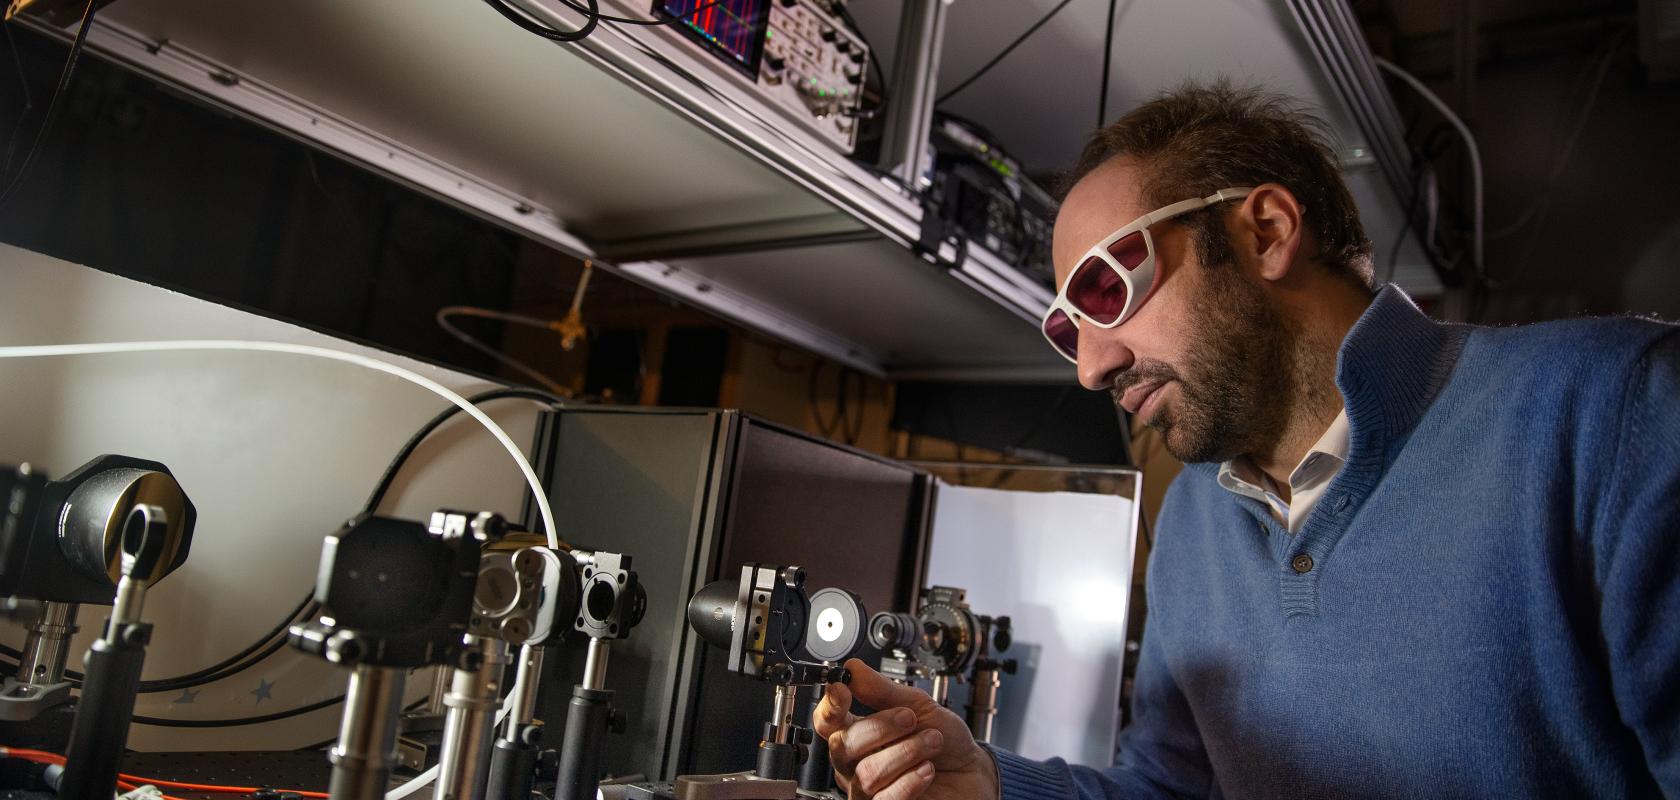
left=813, top=658, right=999, bottom=800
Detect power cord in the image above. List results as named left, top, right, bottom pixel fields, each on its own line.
left=481, top=0, right=600, bottom=43
left=1097, top=0, right=1117, bottom=128
left=0, top=0, right=98, bottom=212
left=936, top=0, right=1076, bottom=106
left=1373, top=57, right=1484, bottom=288
left=2, top=24, right=35, bottom=177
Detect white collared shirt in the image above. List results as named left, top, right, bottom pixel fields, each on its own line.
left=1216, top=410, right=1350, bottom=533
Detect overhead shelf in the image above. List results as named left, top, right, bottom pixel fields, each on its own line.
left=27, top=0, right=1434, bottom=381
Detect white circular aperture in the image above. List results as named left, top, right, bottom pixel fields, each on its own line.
left=815, top=606, right=845, bottom=642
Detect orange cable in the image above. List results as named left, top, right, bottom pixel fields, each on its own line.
left=4, top=746, right=324, bottom=799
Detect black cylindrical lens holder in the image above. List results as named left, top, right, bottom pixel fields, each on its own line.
left=58, top=623, right=150, bottom=800
left=554, top=686, right=614, bottom=800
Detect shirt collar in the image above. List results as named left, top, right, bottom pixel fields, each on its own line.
left=1185, top=285, right=1469, bottom=485
left=1216, top=408, right=1350, bottom=502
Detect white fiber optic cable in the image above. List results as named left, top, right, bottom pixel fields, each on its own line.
left=0, top=340, right=558, bottom=549
left=1373, top=57, right=1484, bottom=283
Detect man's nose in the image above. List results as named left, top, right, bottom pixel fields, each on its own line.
left=1076, top=326, right=1133, bottom=391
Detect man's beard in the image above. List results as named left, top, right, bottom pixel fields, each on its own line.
left=1112, top=256, right=1297, bottom=464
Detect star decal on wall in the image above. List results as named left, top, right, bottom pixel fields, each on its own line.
left=251, top=678, right=274, bottom=704
left=173, top=688, right=199, bottom=704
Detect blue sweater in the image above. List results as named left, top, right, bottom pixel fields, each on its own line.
left=995, top=287, right=1680, bottom=799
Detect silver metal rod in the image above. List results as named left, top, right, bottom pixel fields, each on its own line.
left=329, top=665, right=408, bottom=800
left=435, top=637, right=512, bottom=800
left=878, top=0, right=951, bottom=187
left=412, top=665, right=452, bottom=718
left=582, top=638, right=609, bottom=692
left=18, top=602, right=77, bottom=685
left=770, top=684, right=799, bottom=746
left=504, top=645, right=545, bottom=743
left=930, top=675, right=950, bottom=708
left=965, top=668, right=1000, bottom=744
left=106, top=576, right=147, bottom=640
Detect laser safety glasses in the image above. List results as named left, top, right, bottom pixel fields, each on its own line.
left=1041, top=187, right=1252, bottom=363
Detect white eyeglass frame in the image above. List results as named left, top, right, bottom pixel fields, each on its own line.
left=1041, top=187, right=1253, bottom=363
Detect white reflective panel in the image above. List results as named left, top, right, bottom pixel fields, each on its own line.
left=925, top=480, right=1137, bottom=766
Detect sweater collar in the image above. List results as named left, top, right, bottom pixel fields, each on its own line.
left=1183, top=285, right=1467, bottom=481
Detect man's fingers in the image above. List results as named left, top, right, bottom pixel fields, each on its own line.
left=843, top=658, right=932, bottom=712
left=829, top=706, right=918, bottom=776
left=814, top=680, right=855, bottom=739
left=852, top=729, right=943, bottom=797
left=870, top=760, right=936, bottom=800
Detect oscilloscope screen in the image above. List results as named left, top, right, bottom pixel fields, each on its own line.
left=654, top=0, right=772, bottom=78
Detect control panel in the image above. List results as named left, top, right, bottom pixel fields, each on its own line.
left=650, top=0, right=868, bottom=153
left=761, top=0, right=868, bottom=151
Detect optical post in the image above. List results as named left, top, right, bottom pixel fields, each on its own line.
left=289, top=510, right=503, bottom=800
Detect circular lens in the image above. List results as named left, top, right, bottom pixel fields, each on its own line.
left=475, top=562, right=520, bottom=616
left=805, top=587, right=864, bottom=663
left=868, top=612, right=917, bottom=650
left=814, top=607, right=844, bottom=642
left=586, top=578, right=616, bottom=622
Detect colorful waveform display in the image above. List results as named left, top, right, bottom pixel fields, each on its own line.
left=657, top=0, right=770, bottom=74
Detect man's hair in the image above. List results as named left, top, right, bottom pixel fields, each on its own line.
left=1064, top=80, right=1374, bottom=289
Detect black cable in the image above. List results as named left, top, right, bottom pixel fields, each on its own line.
left=935, top=0, right=1076, bottom=106
left=0, top=0, right=98, bottom=211
left=557, top=0, right=730, bottom=26
left=0, top=388, right=569, bottom=705
left=0, top=598, right=312, bottom=691
left=481, top=0, right=600, bottom=42
left=808, top=363, right=842, bottom=439
left=1097, top=0, right=1117, bottom=128
left=131, top=593, right=315, bottom=693
left=132, top=694, right=346, bottom=728
left=2, top=24, right=36, bottom=176
left=138, top=629, right=296, bottom=694
left=360, top=387, right=565, bottom=517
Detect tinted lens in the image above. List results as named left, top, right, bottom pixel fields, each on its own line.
left=1043, top=308, right=1079, bottom=359
left=1106, top=230, right=1149, bottom=270
left=1066, top=255, right=1128, bottom=325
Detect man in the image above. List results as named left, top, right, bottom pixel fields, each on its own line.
left=814, top=82, right=1680, bottom=799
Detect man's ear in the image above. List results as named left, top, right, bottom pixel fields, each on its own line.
left=1234, top=183, right=1305, bottom=282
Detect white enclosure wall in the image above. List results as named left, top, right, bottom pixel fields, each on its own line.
left=925, top=480, right=1139, bottom=767
left=0, top=243, right=545, bottom=751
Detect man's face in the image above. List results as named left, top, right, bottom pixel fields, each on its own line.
left=1052, top=158, right=1293, bottom=464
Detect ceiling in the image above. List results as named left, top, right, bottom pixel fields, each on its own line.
left=851, top=0, right=1366, bottom=178
left=848, top=0, right=1440, bottom=293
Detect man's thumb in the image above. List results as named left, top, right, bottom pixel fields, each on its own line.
left=842, top=657, right=928, bottom=711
